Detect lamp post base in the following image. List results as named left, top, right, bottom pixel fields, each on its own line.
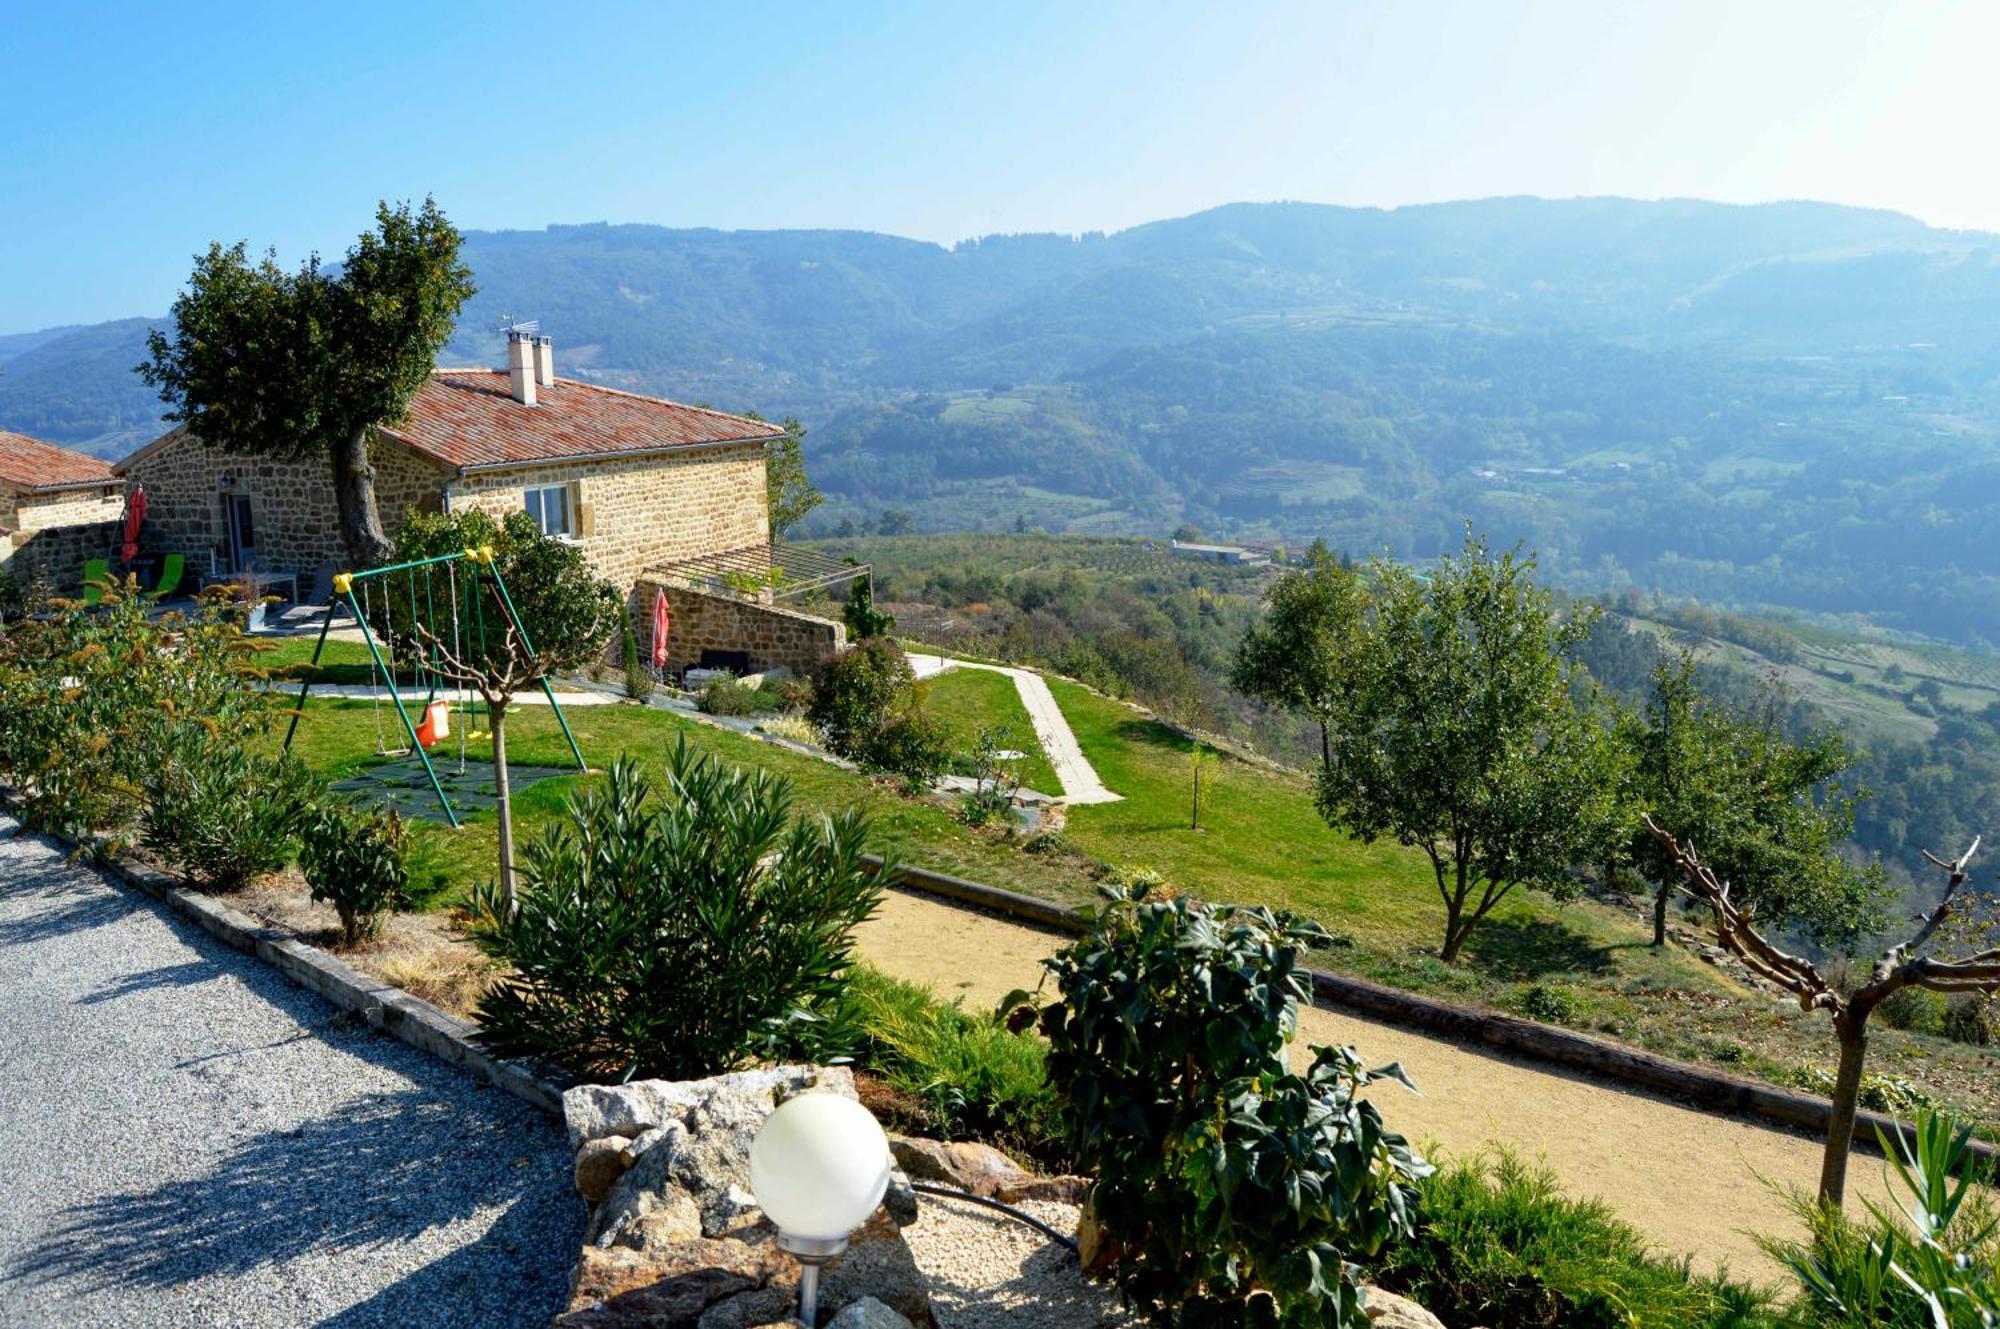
left=777, top=1232, right=849, bottom=1326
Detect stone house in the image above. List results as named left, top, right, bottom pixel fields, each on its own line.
left=0, top=430, right=124, bottom=590
left=117, top=332, right=849, bottom=674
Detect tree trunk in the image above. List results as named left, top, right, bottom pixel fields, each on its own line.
left=330, top=426, right=394, bottom=569
left=1819, top=1009, right=1872, bottom=1208
left=491, top=701, right=517, bottom=914
left=1439, top=860, right=1470, bottom=962
left=1653, top=879, right=1671, bottom=947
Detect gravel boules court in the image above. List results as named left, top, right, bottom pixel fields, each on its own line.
left=0, top=815, right=584, bottom=1328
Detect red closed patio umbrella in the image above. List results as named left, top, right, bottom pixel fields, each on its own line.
left=118, top=485, right=147, bottom=565
left=651, top=589, right=672, bottom=669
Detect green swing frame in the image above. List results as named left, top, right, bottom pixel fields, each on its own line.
left=280, top=547, right=587, bottom=828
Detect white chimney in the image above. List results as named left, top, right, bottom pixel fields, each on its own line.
left=533, top=335, right=555, bottom=387
left=507, top=331, right=537, bottom=406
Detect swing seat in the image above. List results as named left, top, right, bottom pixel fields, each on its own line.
left=415, top=700, right=451, bottom=749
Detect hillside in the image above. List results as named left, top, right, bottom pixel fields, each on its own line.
left=8, top=198, right=2000, bottom=638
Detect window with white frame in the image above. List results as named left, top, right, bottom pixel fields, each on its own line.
left=523, top=483, right=575, bottom=537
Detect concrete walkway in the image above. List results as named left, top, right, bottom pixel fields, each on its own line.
left=856, top=888, right=1901, bottom=1283
left=910, top=654, right=1120, bottom=805
left=0, top=817, right=584, bottom=1328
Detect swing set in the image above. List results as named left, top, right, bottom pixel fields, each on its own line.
left=280, top=546, right=586, bottom=828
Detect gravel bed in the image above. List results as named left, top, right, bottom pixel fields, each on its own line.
left=0, top=816, right=585, bottom=1328
left=903, top=1194, right=1139, bottom=1329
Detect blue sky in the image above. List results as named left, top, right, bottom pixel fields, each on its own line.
left=5, top=0, right=1996, bottom=333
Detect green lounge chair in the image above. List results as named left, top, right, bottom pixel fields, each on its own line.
left=80, top=558, right=109, bottom=607
left=147, top=553, right=185, bottom=601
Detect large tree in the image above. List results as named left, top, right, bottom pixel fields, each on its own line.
left=1625, top=649, right=1887, bottom=948
left=745, top=412, right=822, bottom=537
left=140, top=198, right=475, bottom=568
left=1231, top=539, right=1368, bottom=775
left=1315, top=535, right=1627, bottom=962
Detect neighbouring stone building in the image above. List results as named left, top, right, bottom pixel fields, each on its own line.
left=0, top=430, right=124, bottom=591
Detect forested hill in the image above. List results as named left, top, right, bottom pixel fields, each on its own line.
left=7, top=198, right=2000, bottom=640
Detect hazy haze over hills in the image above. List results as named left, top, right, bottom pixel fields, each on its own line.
left=6, top=197, right=1998, bottom=640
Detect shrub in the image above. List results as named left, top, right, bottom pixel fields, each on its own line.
left=956, top=724, right=1022, bottom=827
left=700, top=675, right=779, bottom=717
left=1022, top=829, right=1075, bottom=856
left=1519, top=983, right=1580, bottom=1025
left=808, top=637, right=916, bottom=754
left=140, top=729, right=319, bottom=890
left=842, top=577, right=896, bottom=640
left=299, top=803, right=413, bottom=946
left=469, top=743, right=887, bottom=1081
left=859, top=710, right=950, bottom=787
left=1944, top=995, right=1994, bottom=1047
left=848, top=966, right=1067, bottom=1170
left=755, top=714, right=821, bottom=746
left=1783, top=1064, right=1943, bottom=1117
left=1018, top=881, right=1431, bottom=1327
left=622, top=618, right=652, bottom=700
left=0, top=587, right=281, bottom=842
left=1373, top=1150, right=1777, bottom=1328
left=1879, top=984, right=1949, bottom=1036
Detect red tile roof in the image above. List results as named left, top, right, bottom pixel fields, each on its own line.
left=0, top=430, right=118, bottom=492
left=381, top=371, right=783, bottom=472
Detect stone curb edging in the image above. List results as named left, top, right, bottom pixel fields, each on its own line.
left=871, top=857, right=2000, bottom=1170
left=0, top=794, right=570, bottom=1118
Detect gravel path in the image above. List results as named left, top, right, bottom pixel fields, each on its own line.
left=904, top=1196, right=1134, bottom=1329
left=858, top=889, right=1904, bottom=1282
left=0, top=816, right=584, bottom=1328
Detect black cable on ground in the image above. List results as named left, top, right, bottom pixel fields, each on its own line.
left=907, top=1181, right=1080, bottom=1255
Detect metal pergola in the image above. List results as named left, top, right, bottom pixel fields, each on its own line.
left=647, top=542, right=870, bottom=603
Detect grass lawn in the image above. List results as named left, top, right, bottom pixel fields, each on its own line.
left=265, top=670, right=2000, bottom=1130
left=921, top=667, right=1060, bottom=797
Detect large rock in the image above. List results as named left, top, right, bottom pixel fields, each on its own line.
left=826, top=1297, right=915, bottom=1329
left=1364, top=1286, right=1447, bottom=1329
left=888, top=1134, right=1086, bottom=1205
left=559, top=1065, right=934, bottom=1328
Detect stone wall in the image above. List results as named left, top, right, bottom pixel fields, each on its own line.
left=634, top=579, right=845, bottom=677
left=2, top=519, right=123, bottom=593
left=120, top=430, right=448, bottom=583
left=447, top=443, right=769, bottom=593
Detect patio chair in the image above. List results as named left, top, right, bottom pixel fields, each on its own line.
left=146, top=552, right=185, bottom=601
left=80, top=558, right=109, bottom=607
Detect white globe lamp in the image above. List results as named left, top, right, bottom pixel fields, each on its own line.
left=750, top=1093, right=891, bottom=1324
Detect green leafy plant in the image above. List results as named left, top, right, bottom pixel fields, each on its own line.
left=1943, top=997, right=1993, bottom=1048
left=140, top=729, right=320, bottom=890
left=1012, top=881, right=1431, bottom=1327
left=808, top=638, right=947, bottom=784
left=469, top=743, right=888, bottom=1081
left=700, top=675, right=782, bottom=717
left=1882, top=986, right=1950, bottom=1038
left=956, top=724, right=1023, bottom=827
left=299, top=802, right=413, bottom=946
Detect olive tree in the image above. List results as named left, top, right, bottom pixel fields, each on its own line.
left=1315, top=536, right=1626, bottom=962
left=1647, top=819, right=1995, bottom=1208
left=390, top=509, right=621, bottom=908
left=140, top=198, right=474, bottom=567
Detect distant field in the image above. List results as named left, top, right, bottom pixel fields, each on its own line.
left=1222, top=459, right=1365, bottom=506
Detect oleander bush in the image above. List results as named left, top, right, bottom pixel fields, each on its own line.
left=299, top=802, right=415, bottom=946
left=140, top=728, right=319, bottom=890
left=1016, top=881, right=1431, bottom=1328
left=469, top=742, right=888, bottom=1081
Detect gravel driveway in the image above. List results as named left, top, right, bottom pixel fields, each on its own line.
left=0, top=816, right=584, bottom=1328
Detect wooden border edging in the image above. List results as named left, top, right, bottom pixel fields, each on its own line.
left=875, top=857, right=1999, bottom=1169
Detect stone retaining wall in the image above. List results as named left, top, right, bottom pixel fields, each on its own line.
left=635, top=579, right=846, bottom=676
